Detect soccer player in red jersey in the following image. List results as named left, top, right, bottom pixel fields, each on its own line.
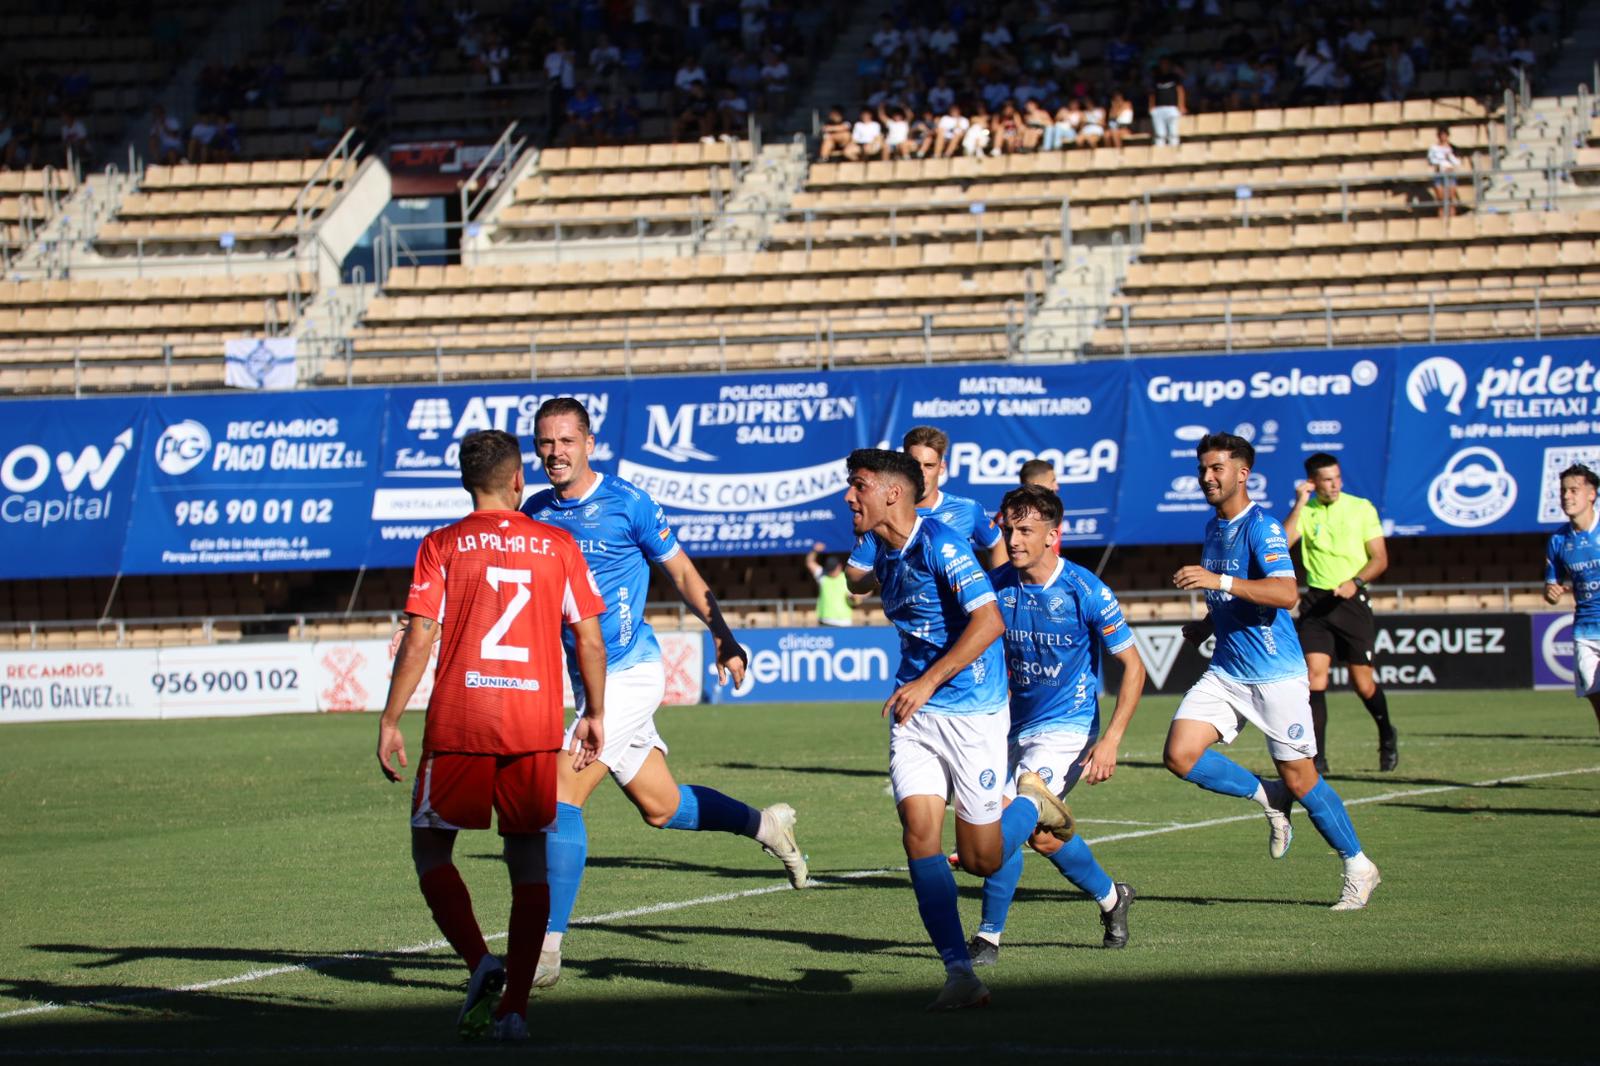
left=376, top=429, right=607, bottom=1042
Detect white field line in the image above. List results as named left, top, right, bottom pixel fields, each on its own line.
left=2, top=764, right=1595, bottom=1024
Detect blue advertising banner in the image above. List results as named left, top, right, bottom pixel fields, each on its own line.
left=705, top=626, right=901, bottom=704
left=0, top=397, right=142, bottom=578
left=874, top=364, right=1128, bottom=546
left=120, top=392, right=383, bottom=573
left=369, top=380, right=625, bottom=567
left=1385, top=338, right=1600, bottom=536
left=614, top=371, right=876, bottom=555
left=1116, top=349, right=1395, bottom=544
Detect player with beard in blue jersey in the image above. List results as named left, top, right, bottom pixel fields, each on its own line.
left=1545, top=463, right=1600, bottom=734
left=846, top=426, right=1006, bottom=590
left=1165, top=432, right=1380, bottom=911
left=519, top=398, right=811, bottom=988
left=844, top=448, right=1072, bottom=1012
left=963, top=484, right=1145, bottom=966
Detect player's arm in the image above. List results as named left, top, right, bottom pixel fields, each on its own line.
left=1080, top=642, right=1145, bottom=785
left=567, top=613, right=607, bottom=771
left=659, top=550, right=749, bottom=686
left=1174, top=567, right=1298, bottom=609
left=376, top=613, right=436, bottom=782
left=1335, top=534, right=1388, bottom=599
left=986, top=539, right=1008, bottom=569
left=883, top=600, right=1003, bottom=724
left=1545, top=537, right=1568, bottom=604
left=846, top=563, right=877, bottom=594
left=1283, top=480, right=1313, bottom=547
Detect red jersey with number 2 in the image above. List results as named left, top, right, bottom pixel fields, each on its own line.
left=406, top=509, right=604, bottom=755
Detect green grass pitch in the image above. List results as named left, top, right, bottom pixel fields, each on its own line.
left=1, top=690, right=1597, bottom=1064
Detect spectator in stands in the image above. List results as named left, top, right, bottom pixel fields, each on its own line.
left=980, top=17, right=1014, bottom=55
left=909, top=108, right=936, bottom=158
left=1020, top=99, right=1051, bottom=150
left=806, top=543, right=860, bottom=627
left=1079, top=98, right=1106, bottom=149
left=1201, top=57, right=1235, bottom=111
left=1149, top=58, right=1185, bottom=146
left=759, top=50, right=790, bottom=113
left=879, top=103, right=911, bottom=159
left=566, top=85, right=604, bottom=143
left=213, top=113, right=242, bottom=162
left=1382, top=39, right=1416, bottom=101
left=846, top=106, right=883, bottom=161
left=927, top=20, right=959, bottom=59
left=188, top=112, right=220, bottom=164
left=1428, top=126, right=1462, bottom=220
left=58, top=111, right=90, bottom=169
left=309, top=102, right=344, bottom=155
left=927, top=76, right=955, bottom=116
left=818, top=106, right=852, bottom=160
left=935, top=103, right=968, bottom=158
left=727, top=50, right=761, bottom=98
left=607, top=94, right=642, bottom=142
left=1044, top=97, right=1080, bottom=150
left=1107, top=91, right=1134, bottom=148
left=718, top=87, right=750, bottom=136
left=590, top=34, right=623, bottom=80
left=961, top=107, right=992, bottom=156
left=148, top=106, right=185, bottom=165
left=1049, top=37, right=1081, bottom=76
left=1105, top=28, right=1140, bottom=80
left=673, top=81, right=716, bottom=141
left=871, top=16, right=902, bottom=60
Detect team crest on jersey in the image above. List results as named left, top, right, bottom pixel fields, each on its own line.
left=1045, top=594, right=1067, bottom=617
left=1288, top=723, right=1305, bottom=740
left=979, top=769, right=997, bottom=789
left=584, top=502, right=600, bottom=519
left=1036, top=766, right=1053, bottom=785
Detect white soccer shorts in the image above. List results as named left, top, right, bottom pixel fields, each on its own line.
left=889, top=706, right=1010, bottom=825
left=567, top=658, right=667, bottom=786
left=1576, top=637, right=1600, bottom=697
left=1174, top=669, right=1318, bottom=763
left=1000, top=729, right=1095, bottom=801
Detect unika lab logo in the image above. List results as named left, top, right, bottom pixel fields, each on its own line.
left=154, top=420, right=213, bottom=476
left=1406, top=357, right=1468, bottom=415
left=1428, top=446, right=1518, bottom=528
left=979, top=768, right=997, bottom=790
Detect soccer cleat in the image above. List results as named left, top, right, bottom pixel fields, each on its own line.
left=1099, top=883, right=1135, bottom=949
left=1016, top=771, right=1074, bottom=841
left=491, top=1012, right=528, bottom=1043
left=926, top=970, right=991, bottom=1012
left=456, top=953, right=505, bottom=1041
left=532, top=947, right=561, bottom=989
left=1378, top=728, right=1399, bottom=772
left=1330, top=861, right=1382, bottom=911
left=1264, top=784, right=1294, bottom=861
left=966, top=935, right=999, bottom=967
left=758, top=803, right=811, bottom=888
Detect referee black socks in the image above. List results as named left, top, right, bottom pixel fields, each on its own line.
left=1361, top=686, right=1393, bottom=735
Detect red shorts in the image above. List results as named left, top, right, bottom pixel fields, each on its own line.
left=410, top=750, right=558, bottom=835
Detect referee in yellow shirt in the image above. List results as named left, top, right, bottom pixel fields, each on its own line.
left=1284, top=452, right=1398, bottom=774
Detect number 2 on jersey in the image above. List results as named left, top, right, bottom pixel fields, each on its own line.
left=481, top=566, right=532, bottom=663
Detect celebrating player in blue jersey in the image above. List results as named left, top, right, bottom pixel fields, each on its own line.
left=966, top=484, right=1144, bottom=964
left=844, top=448, right=1071, bottom=1012
left=1164, top=432, right=1381, bottom=911
left=847, top=426, right=1005, bottom=588
left=521, top=397, right=810, bottom=987
left=1544, top=462, right=1600, bottom=734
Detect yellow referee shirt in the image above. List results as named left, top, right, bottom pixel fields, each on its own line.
left=1300, top=492, right=1383, bottom=590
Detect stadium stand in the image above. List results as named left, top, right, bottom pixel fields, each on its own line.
left=0, top=169, right=75, bottom=270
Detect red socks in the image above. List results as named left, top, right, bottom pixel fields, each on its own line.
left=418, top=864, right=488, bottom=973
left=497, top=881, right=551, bottom=1018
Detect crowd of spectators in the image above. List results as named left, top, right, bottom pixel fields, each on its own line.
left=816, top=0, right=1558, bottom=161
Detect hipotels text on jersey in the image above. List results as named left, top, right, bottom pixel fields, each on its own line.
left=1146, top=360, right=1381, bottom=407
left=1408, top=354, right=1600, bottom=419
left=1, top=428, right=132, bottom=529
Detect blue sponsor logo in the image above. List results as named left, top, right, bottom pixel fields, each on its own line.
left=979, top=768, right=997, bottom=790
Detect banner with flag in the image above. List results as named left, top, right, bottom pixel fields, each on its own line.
left=224, top=338, right=298, bottom=390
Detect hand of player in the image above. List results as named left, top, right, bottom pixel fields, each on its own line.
left=1172, top=565, right=1221, bottom=592
left=1545, top=582, right=1567, bottom=605
left=569, top=713, right=604, bottom=772
left=713, top=635, right=748, bottom=687
left=1295, top=480, right=1314, bottom=506
left=377, top=723, right=408, bottom=782
left=1181, top=619, right=1213, bottom=646
left=882, top=676, right=935, bottom=724
left=1334, top=580, right=1357, bottom=599
left=1078, top=736, right=1119, bottom=785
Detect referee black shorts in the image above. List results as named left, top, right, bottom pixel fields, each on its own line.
left=1296, top=587, right=1376, bottom=664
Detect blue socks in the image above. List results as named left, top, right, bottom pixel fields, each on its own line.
left=1184, top=750, right=1267, bottom=800
left=908, top=854, right=971, bottom=974
left=977, top=845, right=1023, bottom=937
left=661, top=784, right=762, bottom=837
left=1000, top=796, right=1041, bottom=855
left=545, top=802, right=587, bottom=935
left=1299, top=779, right=1363, bottom=859
left=1048, top=835, right=1115, bottom=902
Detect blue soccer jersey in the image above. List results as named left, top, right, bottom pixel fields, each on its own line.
left=849, top=489, right=1001, bottom=570
left=993, top=559, right=1133, bottom=741
left=1547, top=517, right=1600, bottom=640
left=866, top=516, right=1008, bottom=715
left=521, top=473, right=681, bottom=678
left=1202, top=504, right=1306, bottom=684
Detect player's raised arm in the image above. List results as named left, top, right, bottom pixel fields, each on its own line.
left=883, top=599, right=1003, bottom=723
left=376, top=613, right=436, bottom=781
left=1283, top=479, right=1314, bottom=547
left=659, top=550, right=748, bottom=686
